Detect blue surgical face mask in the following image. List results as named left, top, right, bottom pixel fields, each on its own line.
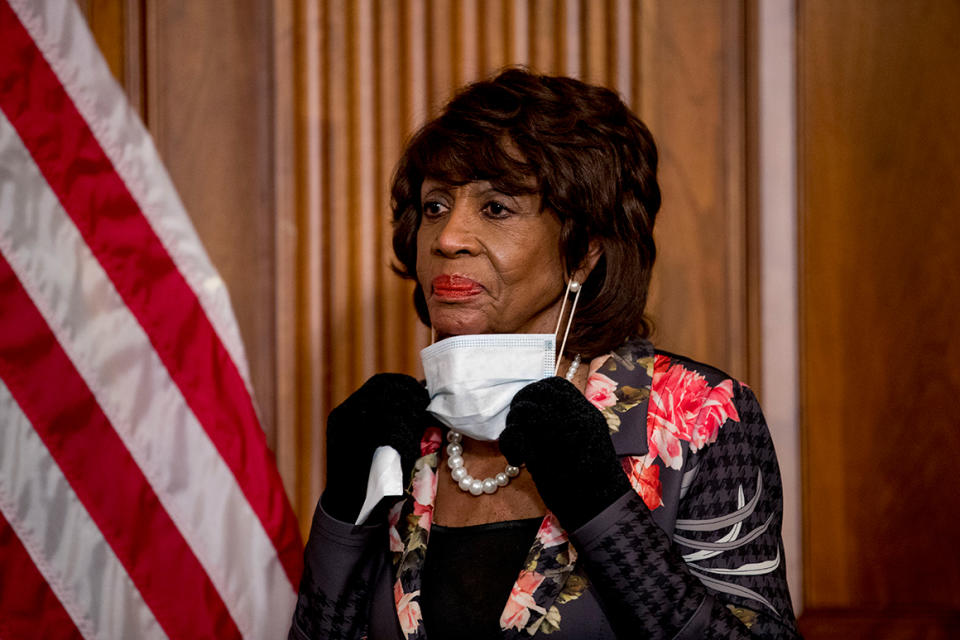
left=420, top=333, right=556, bottom=441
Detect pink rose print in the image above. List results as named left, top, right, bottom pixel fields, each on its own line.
left=647, top=423, right=683, bottom=470
left=584, top=372, right=618, bottom=410
left=394, top=582, right=423, bottom=637
left=648, top=356, right=740, bottom=466
left=648, top=356, right=710, bottom=469
left=536, top=512, right=569, bottom=548
left=586, top=354, right=611, bottom=377
left=387, top=502, right=404, bottom=553
left=411, top=465, right=437, bottom=506
left=388, top=528, right=404, bottom=553
left=500, top=570, right=547, bottom=631
left=650, top=356, right=710, bottom=439
left=412, top=502, right=433, bottom=534
left=410, top=465, right=436, bottom=533
left=420, top=426, right=442, bottom=456
left=690, top=379, right=739, bottom=452
left=622, top=456, right=663, bottom=510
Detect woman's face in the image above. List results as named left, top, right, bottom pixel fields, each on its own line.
left=416, top=178, right=566, bottom=338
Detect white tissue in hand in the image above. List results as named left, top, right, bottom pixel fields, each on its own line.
left=354, top=445, right=404, bottom=525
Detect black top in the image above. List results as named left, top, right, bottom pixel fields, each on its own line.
left=421, top=517, right=542, bottom=639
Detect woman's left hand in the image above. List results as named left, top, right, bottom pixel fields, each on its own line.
left=500, top=376, right=631, bottom=531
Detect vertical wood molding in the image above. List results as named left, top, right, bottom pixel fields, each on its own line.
left=639, top=1, right=749, bottom=380
left=304, top=0, right=327, bottom=516
left=123, top=0, right=144, bottom=118
left=723, top=0, right=747, bottom=378
left=77, top=0, right=145, bottom=118
left=273, top=0, right=299, bottom=513
left=141, top=1, right=279, bottom=446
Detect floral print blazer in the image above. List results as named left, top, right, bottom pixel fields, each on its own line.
left=289, top=338, right=800, bottom=639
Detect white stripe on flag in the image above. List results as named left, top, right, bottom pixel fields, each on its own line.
left=8, top=0, right=254, bottom=392
left=0, top=112, right=294, bottom=638
left=0, top=379, right=167, bottom=640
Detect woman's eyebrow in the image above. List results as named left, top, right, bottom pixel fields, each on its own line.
left=420, top=181, right=452, bottom=196
left=475, top=186, right=520, bottom=202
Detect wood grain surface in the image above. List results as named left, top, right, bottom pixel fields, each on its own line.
left=799, top=0, right=960, bottom=634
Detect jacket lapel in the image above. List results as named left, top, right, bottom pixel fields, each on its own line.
left=601, top=339, right=655, bottom=457
left=390, top=426, right=443, bottom=639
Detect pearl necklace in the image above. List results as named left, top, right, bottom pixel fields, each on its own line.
left=445, top=354, right=581, bottom=496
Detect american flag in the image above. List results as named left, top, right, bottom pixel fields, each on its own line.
left=0, top=1, right=302, bottom=637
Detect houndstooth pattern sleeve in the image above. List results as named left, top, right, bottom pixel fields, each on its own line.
left=571, top=489, right=752, bottom=639
left=570, top=382, right=800, bottom=639
left=671, top=381, right=799, bottom=637
left=289, top=498, right=385, bottom=640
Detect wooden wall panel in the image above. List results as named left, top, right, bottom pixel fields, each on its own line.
left=75, top=0, right=144, bottom=116
left=142, top=1, right=278, bottom=447
left=799, top=1, right=960, bottom=635
left=639, top=0, right=749, bottom=379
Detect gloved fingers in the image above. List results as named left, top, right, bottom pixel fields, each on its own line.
left=512, top=376, right=602, bottom=422
left=384, top=424, right=427, bottom=479
left=511, top=376, right=573, bottom=405
left=328, top=372, right=428, bottom=441
left=509, top=382, right=606, bottom=442
left=497, top=418, right=529, bottom=467
left=321, top=373, right=431, bottom=523
left=361, top=372, right=430, bottom=408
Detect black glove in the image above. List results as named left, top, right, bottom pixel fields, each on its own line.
left=321, top=373, right=429, bottom=523
left=499, top=376, right=631, bottom=531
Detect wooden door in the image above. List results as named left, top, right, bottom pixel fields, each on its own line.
left=798, top=1, right=960, bottom=636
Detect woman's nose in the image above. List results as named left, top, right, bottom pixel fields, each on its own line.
left=432, top=205, right=480, bottom=257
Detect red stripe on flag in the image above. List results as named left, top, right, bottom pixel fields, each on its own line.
left=0, top=1, right=302, bottom=585
left=0, top=508, right=84, bottom=640
left=0, top=253, right=241, bottom=639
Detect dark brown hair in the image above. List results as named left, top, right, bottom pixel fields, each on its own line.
left=391, top=68, right=661, bottom=358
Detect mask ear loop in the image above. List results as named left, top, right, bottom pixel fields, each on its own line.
left=553, top=278, right=582, bottom=375
left=552, top=279, right=572, bottom=338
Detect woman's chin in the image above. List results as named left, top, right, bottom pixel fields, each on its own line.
left=432, top=323, right=488, bottom=339
left=428, top=310, right=491, bottom=338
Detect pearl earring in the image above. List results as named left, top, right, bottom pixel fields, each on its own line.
left=569, top=280, right=581, bottom=293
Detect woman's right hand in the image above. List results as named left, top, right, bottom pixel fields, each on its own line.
left=321, top=373, right=430, bottom=523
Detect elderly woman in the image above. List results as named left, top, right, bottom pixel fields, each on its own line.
left=290, top=69, right=799, bottom=639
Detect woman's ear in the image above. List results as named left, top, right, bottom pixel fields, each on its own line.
left=572, top=240, right=603, bottom=284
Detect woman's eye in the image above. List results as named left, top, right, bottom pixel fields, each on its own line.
left=483, top=201, right=510, bottom=218
left=422, top=201, right=446, bottom=217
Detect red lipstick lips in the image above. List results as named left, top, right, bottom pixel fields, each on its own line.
left=432, top=274, right=483, bottom=299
